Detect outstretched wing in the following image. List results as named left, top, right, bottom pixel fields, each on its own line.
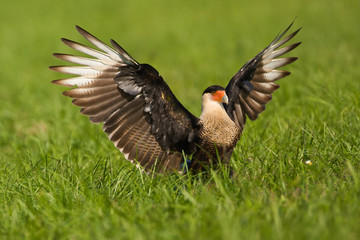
left=50, top=26, right=199, bottom=172
left=225, top=22, right=301, bottom=130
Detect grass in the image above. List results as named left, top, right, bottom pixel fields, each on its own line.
left=1, top=0, right=360, bottom=239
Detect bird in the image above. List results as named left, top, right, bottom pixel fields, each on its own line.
left=50, top=22, right=301, bottom=173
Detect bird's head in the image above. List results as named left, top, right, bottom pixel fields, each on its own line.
left=202, top=85, right=228, bottom=105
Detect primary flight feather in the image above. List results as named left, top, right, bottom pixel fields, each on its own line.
left=50, top=22, right=301, bottom=173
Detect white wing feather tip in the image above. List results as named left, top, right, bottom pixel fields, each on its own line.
left=75, top=26, right=122, bottom=60
left=260, top=57, right=298, bottom=71
left=264, top=42, right=301, bottom=60
left=75, top=25, right=137, bottom=66
left=60, top=38, right=120, bottom=66
left=51, top=78, right=88, bottom=87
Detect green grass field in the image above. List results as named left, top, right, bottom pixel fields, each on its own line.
left=1, top=0, right=359, bottom=239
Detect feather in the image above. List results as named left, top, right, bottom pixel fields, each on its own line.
left=71, top=89, right=121, bottom=107
left=61, top=38, right=117, bottom=65
left=110, top=114, right=143, bottom=145
left=239, top=96, right=257, bottom=120
left=252, top=70, right=290, bottom=82
left=244, top=96, right=265, bottom=113
left=121, top=124, right=152, bottom=164
left=103, top=96, right=144, bottom=131
left=263, top=42, right=301, bottom=61
left=75, top=26, right=124, bottom=63
left=117, top=80, right=142, bottom=95
left=121, top=120, right=149, bottom=155
left=105, top=104, right=143, bottom=139
left=103, top=108, right=123, bottom=129
left=234, top=104, right=245, bottom=127
left=259, top=57, right=297, bottom=72
left=135, top=127, right=153, bottom=163
left=143, top=148, right=162, bottom=170
left=267, top=28, right=302, bottom=52
left=50, top=66, right=102, bottom=77
left=115, top=112, right=147, bottom=150
left=63, top=84, right=117, bottom=98
left=110, top=39, right=139, bottom=65
left=251, top=82, right=280, bottom=94
left=248, top=91, right=272, bottom=105
left=80, top=94, right=124, bottom=116
left=52, top=77, right=95, bottom=87
left=53, top=53, right=122, bottom=70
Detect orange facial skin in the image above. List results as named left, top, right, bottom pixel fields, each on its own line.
left=212, top=90, right=227, bottom=103
left=212, top=90, right=225, bottom=102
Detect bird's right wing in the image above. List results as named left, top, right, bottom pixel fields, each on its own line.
left=225, top=22, right=301, bottom=131
left=50, top=26, right=199, bottom=172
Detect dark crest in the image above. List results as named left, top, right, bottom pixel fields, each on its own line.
left=202, top=85, right=225, bottom=95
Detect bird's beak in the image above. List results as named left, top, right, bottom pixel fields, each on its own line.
left=222, top=93, right=229, bottom=105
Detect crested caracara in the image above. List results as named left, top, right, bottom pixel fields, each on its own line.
left=50, top=22, right=301, bottom=173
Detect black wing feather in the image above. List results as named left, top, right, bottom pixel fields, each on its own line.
left=50, top=26, right=198, bottom=172
left=225, top=22, right=301, bottom=129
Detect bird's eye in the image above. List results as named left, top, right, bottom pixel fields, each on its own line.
left=211, top=90, right=216, bottom=94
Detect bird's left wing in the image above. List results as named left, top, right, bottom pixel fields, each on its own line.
left=225, top=22, right=301, bottom=131
left=50, top=26, right=199, bottom=172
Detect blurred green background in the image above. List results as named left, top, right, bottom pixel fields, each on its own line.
left=1, top=0, right=359, bottom=239
left=1, top=0, right=359, bottom=120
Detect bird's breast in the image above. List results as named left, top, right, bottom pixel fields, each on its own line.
left=198, top=113, right=241, bottom=158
